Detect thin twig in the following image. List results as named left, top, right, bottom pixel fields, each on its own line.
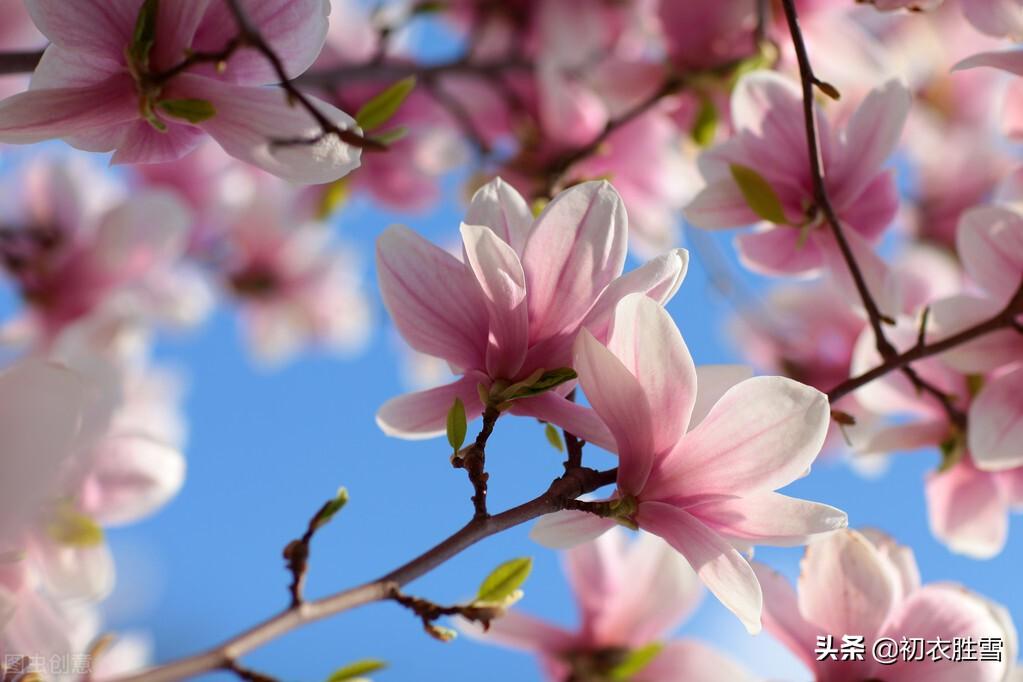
left=109, top=466, right=617, bottom=682
left=0, top=50, right=43, bottom=76
left=452, top=407, right=500, bottom=519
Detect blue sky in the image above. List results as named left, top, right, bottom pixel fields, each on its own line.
left=90, top=173, right=1022, bottom=681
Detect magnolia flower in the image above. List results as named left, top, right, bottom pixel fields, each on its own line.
left=220, top=188, right=371, bottom=366
left=375, top=178, right=687, bottom=444
left=686, top=72, right=909, bottom=276
left=467, top=529, right=754, bottom=682
left=0, top=0, right=360, bottom=183
left=0, top=158, right=191, bottom=341
left=532, top=294, right=846, bottom=633
left=658, top=0, right=757, bottom=71
left=755, top=529, right=1016, bottom=682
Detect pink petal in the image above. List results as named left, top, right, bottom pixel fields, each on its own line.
left=181, top=75, right=361, bottom=183
left=507, top=392, right=616, bottom=453
left=927, top=460, right=1009, bottom=559
left=690, top=365, right=753, bottom=429
left=637, top=501, right=763, bottom=634
left=459, top=609, right=576, bottom=656
left=152, top=0, right=215, bottom=72
left=376, top=225, right=488, bottom=371
left=0, top=76, right=137, bottom=145
left=460, top=223, right=529, bottom=379
left=192, top=0, right=330, bottom=83
left=832, top=80, right=910, bottom=205
left=962, top=0, right=1023, bottom=39
left=90, top=192, right=190, bottom=278
left=694, top=492, right=847, bottom=547
left=522, top=181, right=627, bottom=342
left=590, top=531, right=704, bottom=647
left=25, top=0, right=135, bottom=55
left=684, top=179, right=761, bottom=230
left=606, top=294, right=697, bottom=453
left=530, top=509, right=616, bottom=549
left=840, top=170, right=899, bottom=243
left=81, top=435, right=185, bottom=526
left=817, top=228, right=901, bottom=320
left=929, top=295, right=1023, bottom=374
left=0, top=360, right=88, bottom=541
left=465, top=177, right=533, bottom=256
left=562, top=528, right=624, bottom=635
left=736, top=227, right=825, bottom=276
left=376, top=376, right=485, bottom=439
left=582, top=248, right=689, bottom=343
left=31, top=538, right=113, bottom=601
left=797, top=529, right=898, bottom=641
left=954, top=49, right=1023, bottom=76
left=633, top=640, right=755, bottom=682
left=969, top=368, right=1023, bottom=472
left=574, top=330, right=656, bottom=494
left=111, top=120, right=208, bottom=165
left=537, top=61, right=608, bottom=146
left=957, top=205, right=1023, bottom=303
left=751, top=562, right=821, bottom=672
left=879, top=585, right=1015, bottom=682
left=647, top=377, right=829, bottom=499
left=859, top=420, right=949, bottom=454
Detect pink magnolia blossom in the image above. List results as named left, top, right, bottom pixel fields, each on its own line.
left=468, top=529, right=753, bottom=682
left=532, top=294, right=846, bottom=633
left=220, top=188, right=371, bottom=366
left=0, top=158, right=191, bottom=341
left=658, top=0, right=757, bottom=71
left=0, top=0, right=360, bottom=183
left=755, top=528, right=1016, bottom=682
left=375, top=178, right=687, bottom=444
left=960, top=0, right=1023, bottom=40
left=956, top=49, right=1023, bottom=139
left=686, top=71, right=909, bottom=276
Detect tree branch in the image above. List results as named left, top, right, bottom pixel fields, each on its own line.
left=0, top=50, right=43, bottom=76
left=108, top=466, right=617, bottom=682
left=452, top=407, right=500, bottom=520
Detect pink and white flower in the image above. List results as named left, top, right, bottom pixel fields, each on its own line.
left=532, top=293, right=846, bottom=633
left=375, top=178, right=687, bottom=444
left=0, top=0, right=360, bottom=183
left=755, top=529, right=1016, bottom=682
left=468, top=529, right=754, bottom=682
left=686, top=71, right=909, bottom=276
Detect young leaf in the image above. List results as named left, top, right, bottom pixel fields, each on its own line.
left=477, top=557, right=533, bottom=603
left=447, top=397, right=467, bottom=454
left=691, top=97, right=718, bottom=147
left=318, top=178, right=350, bottom=219
left=609, top=643, right=664, bottom=681
left=370, top=126, right=409, bottom=146
left=326, top=659, right=387, bottom=682
left=47, top=506, right=104, bottom=547
left=355, top=77, right=417, bottom=131
left=504, top=368, right=578, bottom=401
left=544, top=423, right=564, bottom=452
left=426, top=624, right=458, bottom=642
left=312, top=487, right=349, bottom=530
left=729, top=164, right=787, bottom=224
left=158, top=99, right=217, bottom=124
left=129, top=0, right=159, bottom=71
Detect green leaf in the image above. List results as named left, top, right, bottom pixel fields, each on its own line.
left=544, top=423, right=564, bottom=452
left=691, top=97, right=718, bottom=147
left=446, top=397, right=467, bottom=454
left=609, top=643, right=664, bottom=681
left=355, top=76, right=417, bottom=131
left=317, top=178, right=350, bottom=219
left=313, top=487, right=349, bottom=530
left=129, top=0, right=159, bottom=71
left=476, top=557, right=533, bottom=603
left=426, top=624, right=458, bottom=642
left=504, top=368, right=578, bottom=401
left=326, top=659, right=387, bottom=682
left=370, top=126, right=409, bottom=146
left=729, top=164, right=787, bottom=224
left=158, top=98, right=217, bottom=124
left=47, top=506, right=104, bottom=547
left=937, top=435, right=963, bottom=473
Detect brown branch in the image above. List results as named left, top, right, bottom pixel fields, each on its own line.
left=389, top=586, right=503, bottom=640
left=282, top=489, right=348, bottom=607
left=0, top=50, right=43, bottom=76
left=451, top=407, right=500, bottom=519
left=296, top=58, right=532, bottom=89
left=828, top=279, right=1023, bottom=403
left=780, top=0, right=967, bottom=425
left=109, top=466, right=617, bottom=682
left=223, top=661, right=277, bottom=682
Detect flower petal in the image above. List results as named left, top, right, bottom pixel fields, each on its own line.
left=0, top=76, right=137, bottom=145
left=458, top=609, right=576, bottom=655
left=465, top=177, right=533, bottom=256
left=507, top=391, right=616, bottom=453
left=574, top=329, right=656, bottom=494
left=926, top=460, right=1008, bottom=559
left=637, top=501, right=763, bottom=634
left=751, top=562, right=821, bottom=673
left=81, top=435, right=185, bottom=526
left=606, top=294, right=697, bottom=453
left=460, top=223, right=529, bottom=379
left=690, top=365, right=753, bottom=429
left=522, top=181, right=627, bottom=341
left=376, top=376, right=485, bottom=440
left=376, top=225, right=488, bottom=370
left=25, top=0, right=135, bottom=55
left=694, top=492, right=847, bottom=547
left=633, top=640, right=755, bottom=682
left=530, top=509, right=616, bottom=549
left=957, top=205, right=1023, bottom=303
left=969, top=368, right=1023, bottom=472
